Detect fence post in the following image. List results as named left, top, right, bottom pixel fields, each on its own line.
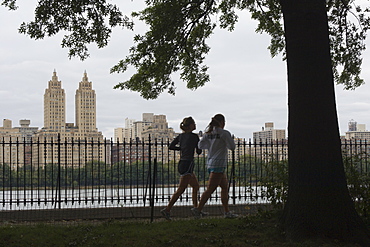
left=147, top=135, right=152, bottom=207
left=57, top=133, right=61, bottom=209
left=150, top=158, right=157, bottom=223
left=231, top=150, right=236, bottom=205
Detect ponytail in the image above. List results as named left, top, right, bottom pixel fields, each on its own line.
left=205, top=114, right=225, bottom=133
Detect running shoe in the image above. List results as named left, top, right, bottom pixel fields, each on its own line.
left=191, top=207, right=201, bottom=219
left=224, top=211, right=238, bottom=219
left=160, top=208, right=171, bottom=221
left=200, top=211, right=209, bottom=217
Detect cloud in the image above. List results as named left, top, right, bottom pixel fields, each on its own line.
left=1, top=2, right=370, bottom=140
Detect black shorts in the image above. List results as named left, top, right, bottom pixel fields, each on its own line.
left=178, top=160, right=195, bottom=176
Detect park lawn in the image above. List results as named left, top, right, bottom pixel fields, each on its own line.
left=0, top=213, right=365, bottom=247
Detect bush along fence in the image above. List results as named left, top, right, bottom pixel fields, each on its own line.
left=0, top=135, right=368, bottom=222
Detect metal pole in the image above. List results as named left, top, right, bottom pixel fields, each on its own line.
left=232, top=150, right=236, bottom=204
left=150, top=158, right=157, bottom=223
left=57, top=133, right=61, bottom=209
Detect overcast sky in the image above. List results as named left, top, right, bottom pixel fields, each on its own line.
left=1, top=1, right=370, bottom=139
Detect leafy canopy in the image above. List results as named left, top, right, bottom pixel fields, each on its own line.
left=2, top=0, right=370, bottom=99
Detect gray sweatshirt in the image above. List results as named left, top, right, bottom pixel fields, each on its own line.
left=198, top=127, right=235, bottom=169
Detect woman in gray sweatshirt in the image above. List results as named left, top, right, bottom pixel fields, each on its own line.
left=191, top=114, right=237, bottom=219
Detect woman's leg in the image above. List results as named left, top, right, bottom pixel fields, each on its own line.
left=219, top=173, right=230, bottom=213
left=197, top=172, right=223, bottom=212
left=165, top=174, right=191, bottom=211
left=188, top=173, right=200, bottom=208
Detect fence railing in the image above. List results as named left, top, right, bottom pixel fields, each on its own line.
left=0, top=136, right=368, bottom=221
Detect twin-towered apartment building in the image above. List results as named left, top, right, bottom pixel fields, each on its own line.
left=0, top=71, right=176, bottom=168
left=42, top=70, right=103, bottom=139
left=0, top=71, right=105, bottom=167
left=0, top=70, right=103, bottom=140
left=0, top=71, right=175, bottom=141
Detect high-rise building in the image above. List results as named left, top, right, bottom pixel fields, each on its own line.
left=343, top=120, right=370, bottom=157
left=142, top=113, right=154, bottom=123
left=114, top=113, right=175, bottom=141
left=348, top=119, right=357, bottom=132
left=3, top=119, right=12, bottom=129
left=41, top=71, right=102, bottom=137
left=112, top=114, right=175, bottom=164
left=114, top=128, right=123, bottom=141
left=0, top=119, right=38, bottom=168
left=251, top=122, right=287, bottom=161
left=345, top=120, right=370, bottom=140
left=125, top=118, right=135, bottom=129
left=15, top=119, right=39, bottom=142
left=141, top=114, right=174, bottom=140
left=75, top=72, right=96, bottom=133
left=113, top=118, right=136, bottom=141
left=132, top=121, right=151, bottom=140
left=43, top=70, right=66, bottom=131
left=0, top=71, right=106, bottom=168
left=253, top=122, right=286, bottom=142
left=114, top=127, right=134, bottom=141
left=37, top=71, right=104, bottom=167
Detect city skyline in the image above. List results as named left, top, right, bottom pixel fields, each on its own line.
left=2, top=2, right=370, bottom=139
left=1, top=67, right=368, bottom=140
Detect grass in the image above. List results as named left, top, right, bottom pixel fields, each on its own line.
left=0, top=212, right=366, bottom=247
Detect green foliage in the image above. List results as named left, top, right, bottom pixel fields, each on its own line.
left=8, top=0, right=133, bottom=60
left=327, top=1, right=370, bottom=89
left=243, top=0, right=285, bottom=58
left=112, top=1, right=215, bottom=99
left=1, top=0, right=17, bottom=10
left=0, top=158, right=204, bottom=189
left=242, top=158, right=288, bottom=208
left=0, top=160, right=155, bottom=189
left=343, top=153, right=370, bottom=217
left=245, top=0, right=370, bottom=90
left=3, top=0, right=370, bottom=98
left=254, top=153, right=370, bottom=215
left=259, top=160, right=288, bottom=208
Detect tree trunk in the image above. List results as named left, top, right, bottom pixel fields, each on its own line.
left=280, top=0, right=370, bottom=245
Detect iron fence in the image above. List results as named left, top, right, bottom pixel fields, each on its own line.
left=0, top=136, right=368, bottom=222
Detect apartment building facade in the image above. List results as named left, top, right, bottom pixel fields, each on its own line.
left=37, top=71, right=105, bottom=167
left=0, top=119, right=39, bottom=169
left=114, top=113, right=175, bottom=141
left=253, top=122, right=286, bottom=143
left=251, top=122, right=287, bottom=162
left=0, top=71, right=106, bottom=169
